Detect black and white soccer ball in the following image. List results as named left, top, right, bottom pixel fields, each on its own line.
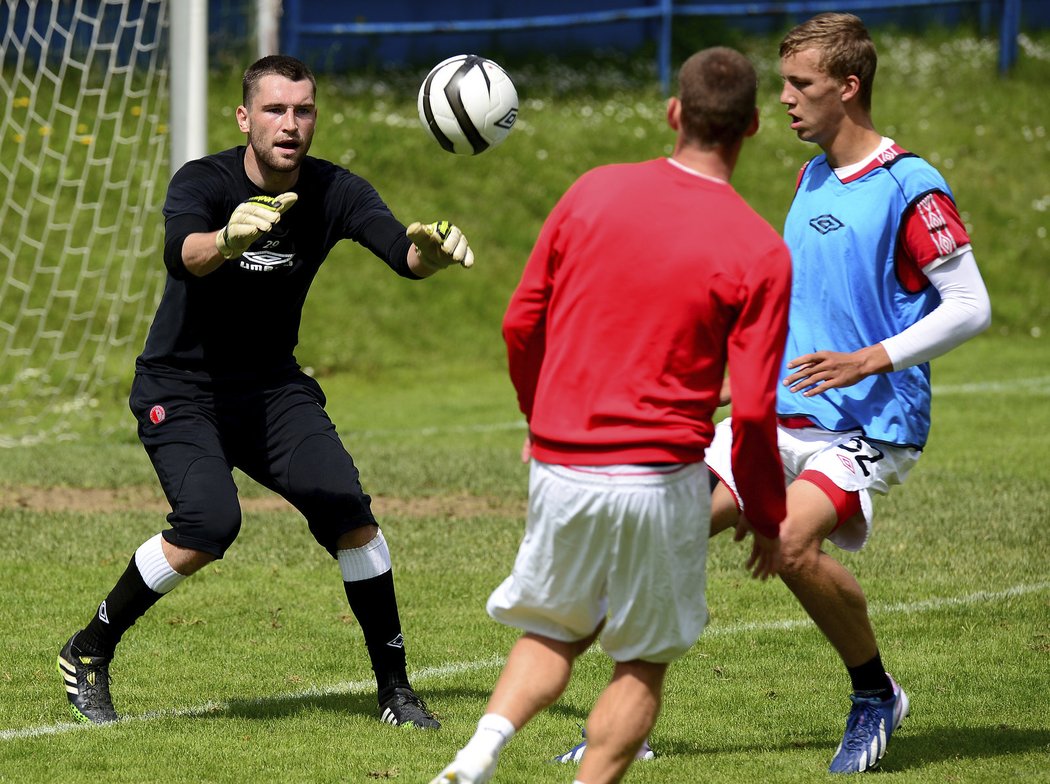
left=417, top=54, right=518, bottom=155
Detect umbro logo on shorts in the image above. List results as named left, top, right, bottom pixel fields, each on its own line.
left=386, top=633, right=405, bottom=649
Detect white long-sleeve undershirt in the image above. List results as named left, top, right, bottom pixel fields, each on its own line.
left=880, top=246, right=991, bottom=370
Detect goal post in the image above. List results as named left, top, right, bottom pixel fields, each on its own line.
left=0, top=0, right=208, bottom=447
left=169, top=0, right=207, bottom=173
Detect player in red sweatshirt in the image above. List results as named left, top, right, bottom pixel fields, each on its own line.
left=432, top=46, right=791, bottom=784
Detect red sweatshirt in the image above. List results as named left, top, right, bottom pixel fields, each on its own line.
left=502, top=159, right=791, bottom=536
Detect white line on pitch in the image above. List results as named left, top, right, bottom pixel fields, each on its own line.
left=0, top=655, right=505, bottom=742
left=4, top=582, right=1047, bottom=742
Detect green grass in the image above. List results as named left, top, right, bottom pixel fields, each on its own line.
left=1, top=333, right=1048, bottom=783
left=2, top=25, right=1050, bottom=784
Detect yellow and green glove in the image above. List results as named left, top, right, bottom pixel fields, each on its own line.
left=215, top=192, right=298, bottom=260
left=407, top=220, right=474, bottom=271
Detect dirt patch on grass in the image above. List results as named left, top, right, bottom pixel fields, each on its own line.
left=1, top=485, right=524, bottom=520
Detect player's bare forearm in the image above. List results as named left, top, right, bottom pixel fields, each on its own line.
left=718, top=375, right=732, bottom=406
left=520, top=433, right=532, bottom=464
left=181, top=232, right=227, bottom=277
left=783, top=344, right=893, bottom=397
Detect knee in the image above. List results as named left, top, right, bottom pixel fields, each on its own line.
left=776, top=535, right=821, bottom=582
left=208, top=492, right=242, bottom=551
left=209, top=518, right=241, bottom=555
left=288, top=435, right=370, bottom=508
left=287, top=434, right=374, bottom=552
left=171, top=457, right=242, bottom=555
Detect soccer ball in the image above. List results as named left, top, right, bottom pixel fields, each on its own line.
left=417, top=54, right=518, bottom=155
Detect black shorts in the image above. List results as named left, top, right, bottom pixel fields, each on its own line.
left=129, top=371, right=376, bottom=558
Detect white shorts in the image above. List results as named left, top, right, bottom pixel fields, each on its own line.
left=486, top=460, right=710, bottom=663
left=706, top=418, right=921, bottom=551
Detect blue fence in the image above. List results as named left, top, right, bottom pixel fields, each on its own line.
left=0, top=1, right=1034, bottom=86
left=281, top=0, right=1029, bottom=90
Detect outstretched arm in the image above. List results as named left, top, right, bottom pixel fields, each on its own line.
left=180, top=192, right=298, bottom=277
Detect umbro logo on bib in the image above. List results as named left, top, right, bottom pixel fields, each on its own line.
left=809, top=214, right=844, bottom=234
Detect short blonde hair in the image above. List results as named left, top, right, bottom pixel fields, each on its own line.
left=780, top=13, right=877, bottom=111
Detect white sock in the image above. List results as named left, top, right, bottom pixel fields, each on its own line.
left=337, top=529, right=391, bottom=582
left=134, top=533, right=185, bottom=593
left=462, top=713, right=516, bottom=759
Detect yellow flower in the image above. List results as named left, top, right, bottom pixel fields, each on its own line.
left=79, top=135, right=93, bottom=145
left=77, top=123, right=88, bottom=134
left=38, top=126, right=51, bottom=136
left=13, top=97, right=30, bottom=108
left=130, top=105, right=142, bottom=117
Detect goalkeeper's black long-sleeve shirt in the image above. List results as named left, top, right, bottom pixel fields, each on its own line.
left=137, top=146, right=416, bottom=383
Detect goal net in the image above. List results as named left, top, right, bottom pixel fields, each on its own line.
left=0, top=0, right=169, bottom=446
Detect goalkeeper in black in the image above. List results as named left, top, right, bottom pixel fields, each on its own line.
left=57, top=55, right=472, bottom=728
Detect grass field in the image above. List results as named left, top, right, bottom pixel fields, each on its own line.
left=1, top=24, right=1049, bottom=784
left=1, top=332, right=1047, bottom=783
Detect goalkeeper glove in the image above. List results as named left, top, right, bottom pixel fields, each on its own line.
left=215, top=192, right=298, bottom=260
left=407, top=220, right=474, bottom=272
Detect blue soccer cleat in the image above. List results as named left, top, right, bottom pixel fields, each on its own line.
left=829, top=674, right=910, bottom=773
left=553, top=727, right=654, bottom=763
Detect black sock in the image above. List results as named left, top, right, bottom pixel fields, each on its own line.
left=847, top=653, right=893, bottom=700
left=343, top=570, right=409, bottom=700
left=76, top=555, right=163, bottom=658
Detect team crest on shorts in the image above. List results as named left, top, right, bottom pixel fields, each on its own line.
left=149, top=404, right=166, bottom=425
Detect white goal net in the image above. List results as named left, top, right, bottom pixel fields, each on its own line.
left=0, top=0, right=170, bottom=446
